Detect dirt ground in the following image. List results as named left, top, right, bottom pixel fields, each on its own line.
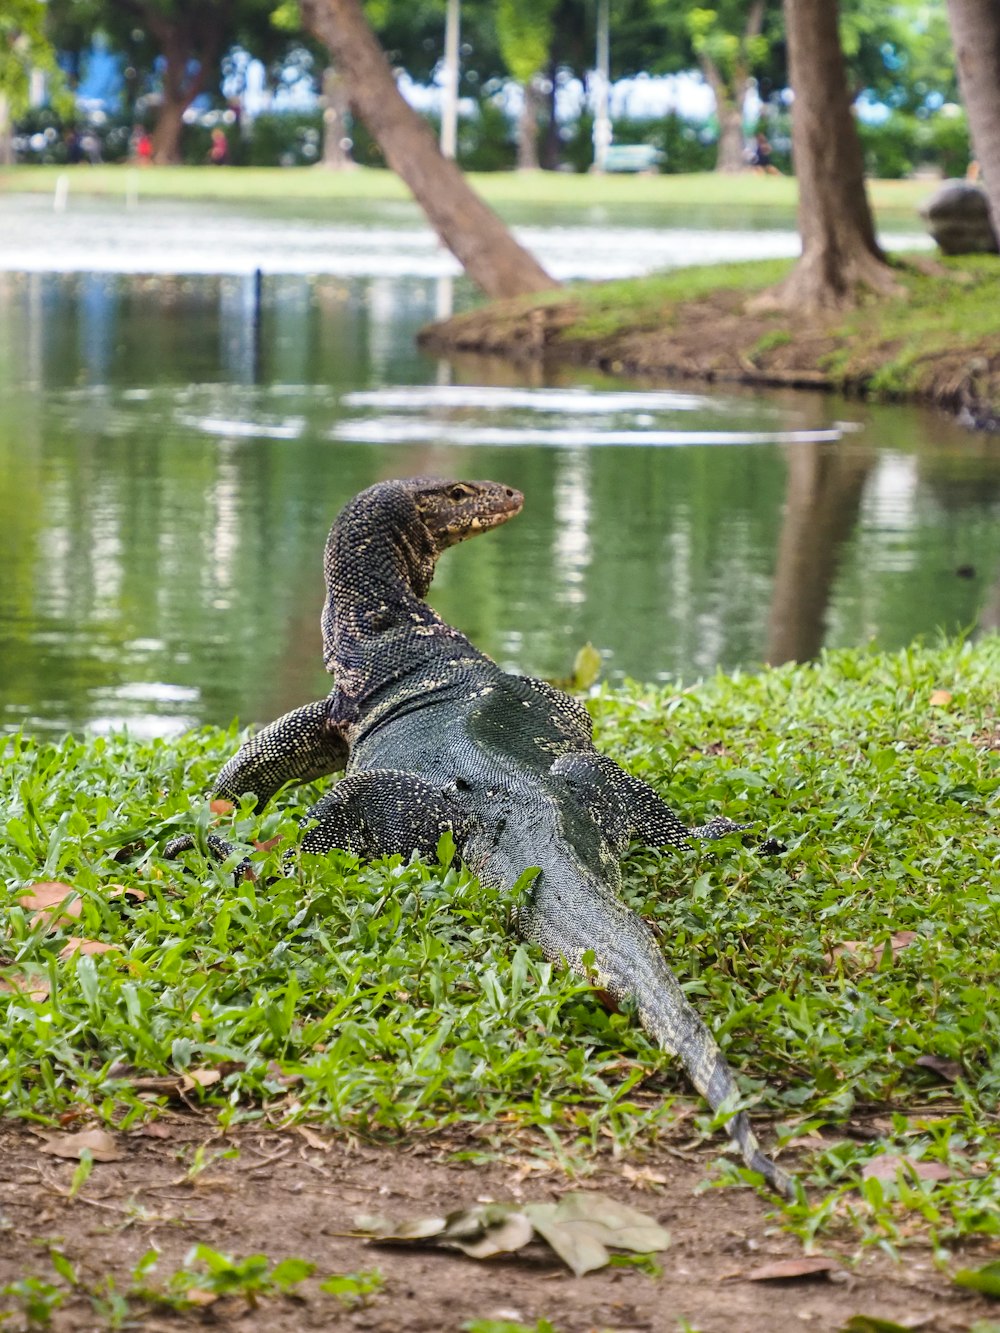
left=2, top=1118, right=997, bottom=1333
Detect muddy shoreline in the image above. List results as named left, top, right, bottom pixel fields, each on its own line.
left=419, top=276, right=1000, bottom=430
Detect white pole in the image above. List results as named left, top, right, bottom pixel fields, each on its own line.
left=53, top=173, right=69, bottom=212
left=440, top=0, right=460, bottom=159
left=592, top=0, right=612, bottom=172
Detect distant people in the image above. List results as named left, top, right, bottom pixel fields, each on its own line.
left=750, top=130, right=780, bottom=175
left=131, top=126, right=153, bottom=165
left=80, top=130, right=102, bottom=165
left=64, top=129, right=83, bottom=165
left=208, top=128, right=229, bottom=166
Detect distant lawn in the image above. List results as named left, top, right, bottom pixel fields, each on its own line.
left=0, top=163, right=935, bottom=225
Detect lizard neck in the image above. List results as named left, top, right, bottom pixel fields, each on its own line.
left=319, top=485, right=452, bottom=691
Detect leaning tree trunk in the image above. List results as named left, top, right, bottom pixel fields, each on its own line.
left=946, top=0, right=1000, bottom=238
left=756, top=0, right=896, bottom=310
left=300, top=0, right=558, bottom=298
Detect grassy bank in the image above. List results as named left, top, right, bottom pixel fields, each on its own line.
left=0, top=163, right=935, bottom=225
left=2, top=637, right=1000, bottom=1252
left=422, top=253, right=1000, bottom=425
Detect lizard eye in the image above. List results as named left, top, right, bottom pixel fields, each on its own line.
left=449, top=485, right=471, bottom=501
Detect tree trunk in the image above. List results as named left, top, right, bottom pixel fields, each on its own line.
left=767, top=442, right=873, bottom=665
left=701, top=61, right=745, bottom=173
left=321, top=66, right=353, bottom=169
left=946, top=0, right=1000, bottom=238
left=151, top=90, right=187, bottom=165
left=300, top=0, right=558, bottom=298
left=516, top=78, right=542, bottom=171
left=754, top=0, right=896, bottom=311
left=539, top=56, right=560, bottom=171
left=0, top=95, right=14, bottom=167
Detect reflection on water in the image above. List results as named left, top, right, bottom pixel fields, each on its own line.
left=0, top=194, right=932, bottom=280
left=0, top=270, right=998, bottom=738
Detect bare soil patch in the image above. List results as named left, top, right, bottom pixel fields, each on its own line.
left=2, top=1119, right=996, bottom=1333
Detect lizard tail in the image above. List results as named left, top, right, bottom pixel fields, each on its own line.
left=524, top=883, right=794, bottom=1198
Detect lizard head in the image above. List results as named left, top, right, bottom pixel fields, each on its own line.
left=407, top=478, right=524, bottom=552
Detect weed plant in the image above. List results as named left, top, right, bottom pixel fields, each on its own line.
left=1, top=638, right=998, bottom=1251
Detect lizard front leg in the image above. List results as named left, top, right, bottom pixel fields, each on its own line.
left=166, top=769, right=468, bottom=874
left=164, top=697, right=349, bottom=860
left=214, top=697, right=350, bottom=812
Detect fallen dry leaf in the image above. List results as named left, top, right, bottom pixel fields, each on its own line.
left=182, top=1288, right=219, bottom=1307
left=18, top=882, right=81, bottom=929
left=136, top=1122, right=173, bottom=1139
left=37, top=1128, right=124, bottom=1162
left=862, top=1154, right=952, bottom=1183
left=254, top=835, right=283, bottom=853
left=745, top=1256, right=840, bottom=1282
left=210, top=798, right=235, bottom=815
left=621, top=1163, right=669, bottom=1189
left=295, top=1125, right=330, bottom=1153
left=59, top=939, right=120, bottom=959
left=830, top=931, right=918, bottom=970
left=181, top=1068, right=222, bottom=1091
left=915, top=1054, right=964, bottom=1084
left=928, top=689, right=953, bottom=707
left=108, top=884, right=147, bottom=902
left=0, top=971, right=51, bottom=1001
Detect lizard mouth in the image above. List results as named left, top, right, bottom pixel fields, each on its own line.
left=469, top=488, right=524, bottom=532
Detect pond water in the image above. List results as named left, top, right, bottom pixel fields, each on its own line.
left=0, top=214, right=996, bottom=739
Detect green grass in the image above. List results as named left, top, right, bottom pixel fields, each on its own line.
left=2, top=637, right=1000, bottom=1251
left=0, top=163, right=935, bottom=223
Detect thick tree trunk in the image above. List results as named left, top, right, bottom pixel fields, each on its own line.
left=151, top=87, right=187, bottom=165
left=516, top=78, right=542, bottom=171
left=321, top=66, right=353, bottom=169
left=754, top=0, right=896, bottom=310
left=300, top=0, right=558, bottom=298
left=767, top=442, right=873, bottom=665
left=946, top=0, right=1000, bottom=238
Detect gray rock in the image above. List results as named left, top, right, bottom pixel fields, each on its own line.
left=920, top=180, right=999, bottom=255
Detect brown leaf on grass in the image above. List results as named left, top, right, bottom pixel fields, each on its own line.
left=862, top=1154, right=952, bottom=1183
left=915, top=1054, right=964, bottom=1084
left=107, top=884, right=147, bottom=902
left=18, top=882, right=81, bottom=928
left=181, top=1069, right=222, bottom=1091
left=209, top=799, right=235, bottom=815
left=745, top=1256, right=840, bottom=1282
left=0, top=971, right=51, bottom=1001
left=830, top=931, right=918, bottom=970
left=928, top=689, right=953, bottom=707
left=37, top=1128, right=124, bottom=1162
left=59, top=939, right=119, bottom=959
left=254, top=836, right=283, bottom=853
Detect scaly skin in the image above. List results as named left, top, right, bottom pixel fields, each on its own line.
left=166, top=477, right=791, bottom=1196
